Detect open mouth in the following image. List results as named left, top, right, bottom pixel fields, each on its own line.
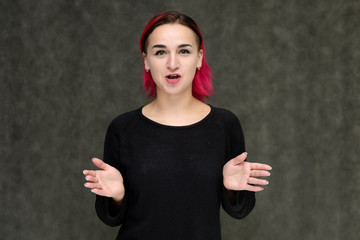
left=166, top=74, right=181, bottom=83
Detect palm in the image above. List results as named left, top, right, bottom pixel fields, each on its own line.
left=83, top=158, right=125, bottom=201
left=223, top=153, right=272, bottom=192
left=223, top=160, right=251, bottom=190
left=95, top=165, right=124, bottom=197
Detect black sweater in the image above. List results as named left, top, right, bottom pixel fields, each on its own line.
left=95, top=106, right=255, bottom=240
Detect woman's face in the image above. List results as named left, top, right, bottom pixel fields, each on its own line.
left=143, top=23, right=203, bottom=98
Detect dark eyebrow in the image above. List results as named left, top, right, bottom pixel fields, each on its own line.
left=152, top=44, right=166, bottom=49
left=178, top=44, right=192, bottom=48
left=151, top=44, right=193, bottom=49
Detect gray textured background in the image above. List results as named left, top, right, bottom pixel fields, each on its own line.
left=1, top=0, right=359, bottom=239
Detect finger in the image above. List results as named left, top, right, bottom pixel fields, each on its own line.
left=85, top=175, right=98, bottom=183
left=90, top=188, right=101, bottom=195
left=84, top=182, right=101, bottom=189
left=83, top=170, right=96, bottom=177
left=250, top=170, right=271, bottom=177
left=245, top=184, right=264, bottom=192
left=92, top=158, right=108, bottom=170
left=90, top=188, right=107, bottom=196
left=248, top=177, right=269, bottom=186
left=232, top=152, right=248, bottom=165
left=249, top=162, right=272, bottom=171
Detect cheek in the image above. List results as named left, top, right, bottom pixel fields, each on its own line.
left=148, top=58, right=165, bottom=71
left=148, top=61, right=164, bottom=82
left=184, top=59, right=198, bottom=72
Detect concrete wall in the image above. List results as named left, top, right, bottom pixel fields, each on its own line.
left=1, top=0, right=359, bottom=239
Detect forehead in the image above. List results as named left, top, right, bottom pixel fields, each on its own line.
left=147, top=23, right=198, bottom=47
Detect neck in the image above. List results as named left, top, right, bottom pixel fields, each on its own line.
left=142, top=88, right=210, bottom=126
left=152, top=94, right=197, bottom=113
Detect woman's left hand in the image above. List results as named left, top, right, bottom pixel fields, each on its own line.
left=223, top=152, right=272, bottom=192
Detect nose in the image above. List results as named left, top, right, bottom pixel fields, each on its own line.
left=167, top=52, right=179, bottom=71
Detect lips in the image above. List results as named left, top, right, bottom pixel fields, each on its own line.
left=166, top=74, right=181, bottom=84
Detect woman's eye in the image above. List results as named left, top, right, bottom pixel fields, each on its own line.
left=179, top=49, right=190, bottom=54
left=155, top=50, right=166, bottom=56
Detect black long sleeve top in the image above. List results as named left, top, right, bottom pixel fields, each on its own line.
left=95, top=106, right=255, bottom=240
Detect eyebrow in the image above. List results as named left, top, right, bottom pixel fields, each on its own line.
left=178, top=44, right=193, bottom=48
left=151, top=44, right=193, bottom=49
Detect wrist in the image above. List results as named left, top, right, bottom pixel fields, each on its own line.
left=112, top=191, right=125, bottom=205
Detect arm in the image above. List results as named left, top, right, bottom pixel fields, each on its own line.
left=83, top=121, right=127, bottom=226
left=221, top=113, right=271, bottom=219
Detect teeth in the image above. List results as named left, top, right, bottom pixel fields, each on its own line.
left=168, top=75, right=179, bottom=79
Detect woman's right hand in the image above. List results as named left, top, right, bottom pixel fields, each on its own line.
left=83, top=158, right=125, bottom=203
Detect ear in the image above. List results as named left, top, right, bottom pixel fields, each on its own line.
left=197, top=49, right=203, bottom=69
left=142, top=52, right=149, bottom=70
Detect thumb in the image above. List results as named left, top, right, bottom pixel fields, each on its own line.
left=232, top=152, right=248, bottom=165
left=92, top=158, right=108, bottom=170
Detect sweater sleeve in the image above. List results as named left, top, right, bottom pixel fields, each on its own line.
left=95, top=119, right=128, bottom=226
left=221, top=110, right=256, bottom=219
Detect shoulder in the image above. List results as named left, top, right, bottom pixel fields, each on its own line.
left=107, top=107, right=142, bottom=133
left=211, top=106, right=241, bottom=126
left=210, top=106, right=246, bottom=153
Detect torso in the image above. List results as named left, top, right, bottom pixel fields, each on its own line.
left=98, top=105, right=252, bottom=240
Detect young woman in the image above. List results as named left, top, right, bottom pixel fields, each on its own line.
left=83, top=11, right=271, bottom=240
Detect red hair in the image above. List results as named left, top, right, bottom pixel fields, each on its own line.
left=139, top=11, right=214, bottom=102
